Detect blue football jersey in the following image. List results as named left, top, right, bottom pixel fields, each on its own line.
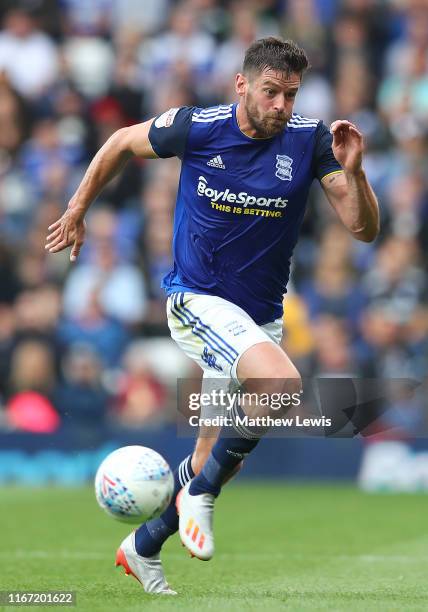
left=148, top=103, right=341, bottom=325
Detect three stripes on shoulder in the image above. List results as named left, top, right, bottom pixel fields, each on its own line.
left=192, top=105, right=233, bottom=123
left=191, top=106, right=319, bottom=128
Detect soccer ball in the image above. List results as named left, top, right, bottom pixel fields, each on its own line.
left=94, top=446, right=174, bottom=524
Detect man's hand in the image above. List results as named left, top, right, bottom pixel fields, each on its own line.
left=45, top=208, right=87, bottom=262
left=330, top=120, right=363, bottom=174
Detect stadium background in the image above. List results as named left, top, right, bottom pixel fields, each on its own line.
left=0, top=0, right=427, bottom=490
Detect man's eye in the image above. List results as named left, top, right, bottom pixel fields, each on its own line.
left=265, top=89, right=275, bottom=96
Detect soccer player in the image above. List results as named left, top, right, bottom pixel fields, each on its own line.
left=45, top=38, right=379, bottom=595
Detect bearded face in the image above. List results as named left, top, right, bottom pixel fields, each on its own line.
left=237, top=68, right=301, bottom=139
left=244, top=87, right=289, bottom=138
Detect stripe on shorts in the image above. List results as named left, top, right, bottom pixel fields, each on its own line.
left=175, top=292, right=239, bottom=365
left=170, top=293, right=236, bottom=366
left=178, top=293, right=239, bottom=360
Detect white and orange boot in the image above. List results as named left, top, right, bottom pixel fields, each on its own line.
left=115, top=532, right=177, bottom=595
left=177, top=481, right=215, bottom=561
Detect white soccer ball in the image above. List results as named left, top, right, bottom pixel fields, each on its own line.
left=94, top=446, right=174, bottom=524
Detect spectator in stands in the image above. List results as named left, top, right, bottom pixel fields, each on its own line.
left=19, top=117, right=84, bottom=206
left=62, top=207, right=148, bottom=326
left=0, top=8, right=59, bottom=99
left=113, top=340, right=168, bottom=428
left=299, top=224, right=366, bottom=329
left=53, top=342, right=110, bottom=430
left=310, top=315, right=360, bottom=377
left=0, top=74, right=28, bottom=156
left=7, top=338, right=56, bottom=396
left=57, top=286, right=130, bottom=368
left=139, top=0, right=216, bottom=93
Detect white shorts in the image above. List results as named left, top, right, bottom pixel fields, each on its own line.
left=167, top=291, right=283, bottom=383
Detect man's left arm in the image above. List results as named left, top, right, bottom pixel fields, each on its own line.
left=320, top=120, right=379, bottom=243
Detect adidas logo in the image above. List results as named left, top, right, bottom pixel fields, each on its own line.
left=207, top=155, right=225, bottom=169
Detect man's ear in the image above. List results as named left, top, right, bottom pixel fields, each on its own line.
left=235, top=73, right=248, bottom=97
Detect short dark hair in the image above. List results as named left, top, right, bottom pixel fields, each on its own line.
left=243, top=37, right=309, bottom=79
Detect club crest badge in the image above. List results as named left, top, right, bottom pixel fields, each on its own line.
left=275, top=155, right=293, bottom=181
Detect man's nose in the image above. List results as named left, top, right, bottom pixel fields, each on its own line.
left=273, top=94, right=286, bottom=113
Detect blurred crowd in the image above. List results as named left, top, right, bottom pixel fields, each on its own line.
left=0, top=0, right=427, bottom=436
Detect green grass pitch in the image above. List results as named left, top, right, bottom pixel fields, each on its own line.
left=1, top=483, right=428, bottom=611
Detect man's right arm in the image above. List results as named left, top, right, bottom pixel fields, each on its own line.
left=45, top=118, right=157, bottom=261
left=46, top=106, right=195, bottom=261
left=70, top=119, right=159, bottom=217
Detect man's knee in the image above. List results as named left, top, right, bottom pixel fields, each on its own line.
left=237, top=341, right=301, bottom=394
left=235, top=342, right=302, bottom=419
left=240, top=360, right=302, bottom=400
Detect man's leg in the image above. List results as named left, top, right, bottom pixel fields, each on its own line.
left=116, top=430, right=242, bottom=592
left=132, top=430, right=241, bottom=557
left=116, top=293, right=256, bottom=589
left=178, top=341, right=301, bottom=559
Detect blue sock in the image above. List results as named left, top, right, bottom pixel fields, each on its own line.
left=189, top=399, right=271, bottom=497
left=189, top=399, right=268, bottom=497
left=190, top=399, right=264, bottom=497
left=188, top=436, right=259, bottom=497
left=134, top=454, right=194, bottom=557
